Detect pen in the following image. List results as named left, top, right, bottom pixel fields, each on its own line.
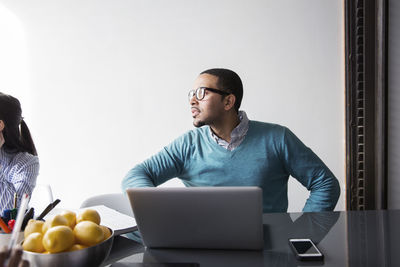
left=36, top=199, right=61, bottom=221
left=13, top=193, right=17, bottom=209
left=0, top=216, right=11, bottom=233
left=52, top=199, right=61, bottom=208
left=9, top=193, right=18, bottom=220
left=2, top=209, right=11, bottom=222
left=21, top=207, right=34, bottom=231
left=8, top=194, right=29, bottom=249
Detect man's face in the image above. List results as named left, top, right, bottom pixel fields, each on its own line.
left=189, top=74, right=226, bottom=128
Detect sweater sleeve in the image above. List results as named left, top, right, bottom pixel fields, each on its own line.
left=280, top=127, right=340, bottom=212
left=0, top=154, right=39, bottom=213
left=121, top=134, right=188, bottom=191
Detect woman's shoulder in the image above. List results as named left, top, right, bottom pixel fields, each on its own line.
left=9, top=151, right=39, bottom=169
left=1, top=148, right=39, bottom=174
left=13, top=151, right=38, bottom=160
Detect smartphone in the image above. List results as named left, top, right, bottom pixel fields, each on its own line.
left=288, top=238, right=324, bottom=261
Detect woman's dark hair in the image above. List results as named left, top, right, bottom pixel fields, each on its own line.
left=0, top=92, right=37, bottom=155
left=200, top=68, right=243, bottom=113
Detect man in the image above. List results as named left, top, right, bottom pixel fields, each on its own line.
left=122, top=68, right=340, bottom=212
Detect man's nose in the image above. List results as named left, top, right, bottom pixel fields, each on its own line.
left=189, top=95, right=198, bottom=105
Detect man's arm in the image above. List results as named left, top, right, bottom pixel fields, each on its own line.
left=121, top=134, right=188, bottom=191
left=280, top=127, right=340, bottom=212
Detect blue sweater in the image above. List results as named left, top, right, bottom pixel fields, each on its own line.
left=122, top=121, right=340, bottom=212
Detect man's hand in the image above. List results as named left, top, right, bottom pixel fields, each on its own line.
left=0, top=246, right=29, bottom=267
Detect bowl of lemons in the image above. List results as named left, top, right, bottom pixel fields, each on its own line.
left=21, top=209, right=114, bottom=267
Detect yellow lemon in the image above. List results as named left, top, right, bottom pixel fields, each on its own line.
left=42, top=214, right=69, bottom=234
left=74, top=221, right=104, bottom=247
left=99, top=225, right=112, bottom=241
left=41, top=221, right=51, bottom=234
left=76, top=209, right=101, bottom=225
left=59, top=210, right=76, bottom=229
left=67, top=244, right=87, bottom=252
left=24, top=219, right=44, bottom=238
left=42, top=225, right=75, bottom=253
left=22, top=232, right=45, bottom=253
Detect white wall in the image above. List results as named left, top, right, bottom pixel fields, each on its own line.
left=0, top=0, right=345, bottom=211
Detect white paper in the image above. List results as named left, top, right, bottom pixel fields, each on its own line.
left=77, top=205, right=137, bottom=235
left=44, top=205, right=137, bottom=235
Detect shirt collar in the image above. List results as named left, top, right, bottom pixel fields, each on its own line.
left=209, top=110, right=249, bottom=143
left=231, top=111, right=249, bottom=139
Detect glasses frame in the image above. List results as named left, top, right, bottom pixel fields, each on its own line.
left=188, top=87, right=231, bottom=101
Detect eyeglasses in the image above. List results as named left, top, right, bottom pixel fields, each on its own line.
left=188, top=87, right=230, bottom=101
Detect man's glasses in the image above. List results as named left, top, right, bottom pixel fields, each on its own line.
left=188, top=87, right=230, bottom=101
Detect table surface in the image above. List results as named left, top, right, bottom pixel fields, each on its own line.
left=103, top=209, right=400, bottom=267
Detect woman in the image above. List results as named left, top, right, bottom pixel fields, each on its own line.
left=0, top=92, right=39, bottom=214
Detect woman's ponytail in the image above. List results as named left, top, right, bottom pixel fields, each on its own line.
left=20, top=119, right=37, bottom=156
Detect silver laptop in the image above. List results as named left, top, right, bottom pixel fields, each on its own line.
left=126, top=187, right=264, bottom=250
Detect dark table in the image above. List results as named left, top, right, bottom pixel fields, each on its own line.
left=103, top=209, right=400, bottom=267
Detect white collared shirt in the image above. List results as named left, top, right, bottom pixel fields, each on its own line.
left=209, top=110, right=249, bottom=151
left=0, top=148, right=39, bottom=213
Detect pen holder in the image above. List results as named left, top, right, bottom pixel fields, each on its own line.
left=0, top=231, right=24, bottom=247
left=2, top=209, right=21, bottom=223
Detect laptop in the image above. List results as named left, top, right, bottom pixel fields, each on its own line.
left=126, top=186, right=264, bottom=250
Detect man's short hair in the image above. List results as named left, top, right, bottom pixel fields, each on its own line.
left=200, top=68, right=243, bottom=113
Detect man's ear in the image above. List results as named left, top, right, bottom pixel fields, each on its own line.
left=223, top=94, right=236, bottom=111
left=0, top=120, right=4, bottom=131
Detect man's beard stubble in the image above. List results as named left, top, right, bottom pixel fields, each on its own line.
left=193, top=120, right=205, bottom=128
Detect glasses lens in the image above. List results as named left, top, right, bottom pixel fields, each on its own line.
left=196, top=87, right=205, bottom=100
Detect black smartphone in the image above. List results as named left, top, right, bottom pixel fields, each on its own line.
left=288, top=238, right=324, bottom=261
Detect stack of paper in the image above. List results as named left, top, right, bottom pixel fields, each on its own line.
left=44, top=205, right=137, bottom=236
